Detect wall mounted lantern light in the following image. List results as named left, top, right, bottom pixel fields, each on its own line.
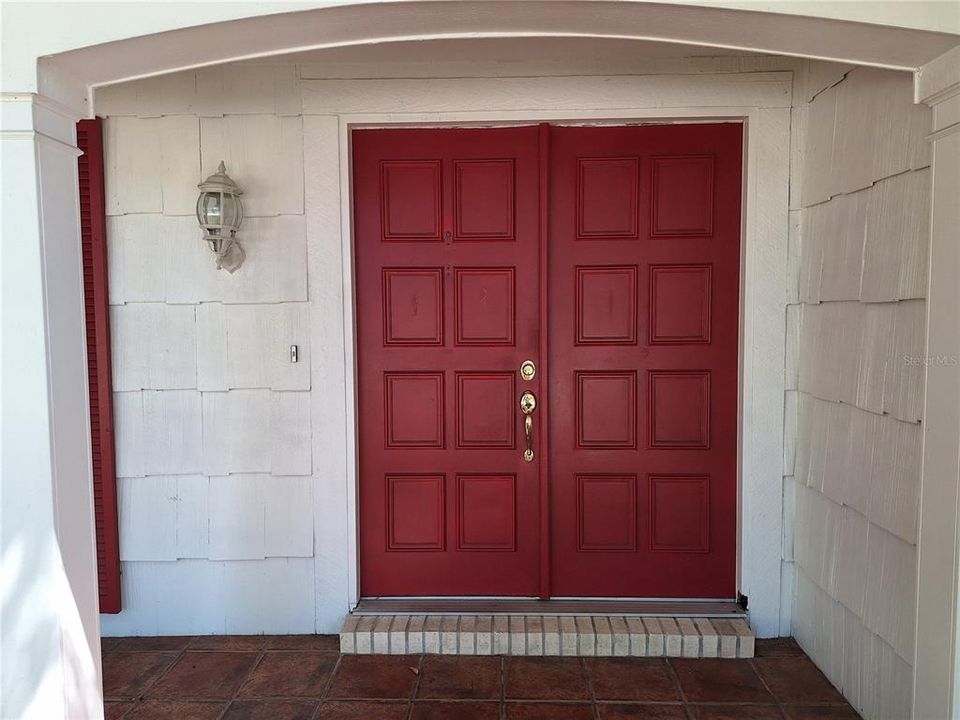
left=197, top=160, right=245, bottom=273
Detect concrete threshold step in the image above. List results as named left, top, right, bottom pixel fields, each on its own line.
left=339, top=615, right=754, bottom=658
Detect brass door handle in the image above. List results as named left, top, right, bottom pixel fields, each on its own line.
left=520, top=391, right=536, bottom=462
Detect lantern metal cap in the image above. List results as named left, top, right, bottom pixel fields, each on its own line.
left=198, top=160, right=243, bottom=195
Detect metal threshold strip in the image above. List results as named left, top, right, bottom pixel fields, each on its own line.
left=353, top=597, right=745, bottom=617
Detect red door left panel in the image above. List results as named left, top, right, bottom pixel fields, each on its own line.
left=354, top=127, right=542, bottom=596
left=77, top=118, right=121, bottom=613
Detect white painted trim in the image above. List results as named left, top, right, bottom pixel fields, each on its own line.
left=1, top=93, right=104, bottom=719
left=915, top=45, right=960, bottom=106
left=309, top=75, right=789, bottom=635
left=913, top=76, right=960, bottom=720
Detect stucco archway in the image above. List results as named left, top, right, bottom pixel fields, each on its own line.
left=36, top=0, right=960, bottom=113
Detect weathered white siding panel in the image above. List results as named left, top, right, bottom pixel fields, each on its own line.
left=113, top=391, right=145, bottom=478
left=175, top=475, right=210, bottom=559
left=271, top=392, right=312, bottom=476
left=800, top=81, right=837, bottom=207
left=854, top=303, right=894, bottom=414
left=863, top=525, right=917, bottom=661
left=142, top=390, right=203, bottom=475
left=196, top=302, right=228, bottom=392
left=199, top=115, right=304, bottom=216
left=118, top=476, right=178, bottom=561
left=197, top=303, right=310, bottom=390
left=110, top=303, right=197, bottom=390
left=221, top=558, right=315, bottom=633
left=209, top=475, right=265, bottom=560
left=106, top=215, right=169, bottom=304
left=263, top=476, right=314, bottom=557
left=841, top=606, right=864, bottom=711
left=201, top=390, right=311, bottom=476
left=862, top=170, right=931, bottom=303
left=158, top=116, right=202, bottom=215
left=817, top=192, right=867, bottom=302
left=883, top=300, right=926, bottom=423
left=104, top=116, right=199, bottom=216
left=834, top=506, right=868, bottom=616
left=782, top=391, right=798, bottom=475
left=786, top=210, right=802, bottom=302
left=104, top=117, right=163, bottom=214
left=796, top=204, right=823, bottom=304
left=866, top=418, right=921, bottom=544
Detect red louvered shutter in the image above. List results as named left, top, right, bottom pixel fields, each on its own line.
left=77, top=118, right=121, bottom=613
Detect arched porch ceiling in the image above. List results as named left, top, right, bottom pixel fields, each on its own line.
left=41, top=0, right=960, bottom=112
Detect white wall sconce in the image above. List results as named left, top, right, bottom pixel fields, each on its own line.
left=197, top=161, right=245, bottom=273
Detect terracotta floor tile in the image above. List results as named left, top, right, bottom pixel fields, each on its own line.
left=221, top=699, right=319, bottom=720
left=104, top=701, right=134, bottom=719
left=688, top=705, right=785, bottom=719
left=597, top=705, right=688, bottom=719
left=754, top=638, right=805, bottom=658
left=411, top=700, right=502, bottom=719
left=123, top=700, right=227, bottom=719
left=102, top=652, right=178, bottom=699
left=782, top=705, right=861, bottom=719
left=188, top=635, right=268, bottom=651
left=316, top=700, right=411, bottom=719
left=327, top=655, right=420, bottom=699
left=113, top=637, right=193, bottom=652
left=416, top=656, right=501, bottom=699
left=239, top=651, right=337, bottom=697
left=266, top=634, right=341, bottom=652
left=753, top=657, right=846, bottom=705
left=504, top=657, right=590, bottom=701
left=587, top=658, right=681, bottom=702
left=148, top=651, right=259, bottom=699
left=505, top=702, right=595, bottom=720
left=670, top=659, right=774, bottom=704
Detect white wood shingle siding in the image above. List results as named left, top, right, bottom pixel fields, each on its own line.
left=787, top=65, right=930, bottom=720
left=99, top=69, right=314, bottom=635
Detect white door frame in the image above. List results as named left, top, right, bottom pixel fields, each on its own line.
left=306, top=81, right=790, bottom=635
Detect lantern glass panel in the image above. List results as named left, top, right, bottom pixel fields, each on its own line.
left=221, top=193, right=243, bottom=228
left=198, top=192, right=222, bottom=227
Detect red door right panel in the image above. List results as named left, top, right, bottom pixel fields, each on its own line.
left=548, top=124, right=742, bottom=597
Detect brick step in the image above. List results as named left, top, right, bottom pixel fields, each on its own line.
left=339, top=615, right=754, bottom=658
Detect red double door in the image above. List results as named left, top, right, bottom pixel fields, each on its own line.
left=354, top=124, right=741, bottom=599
